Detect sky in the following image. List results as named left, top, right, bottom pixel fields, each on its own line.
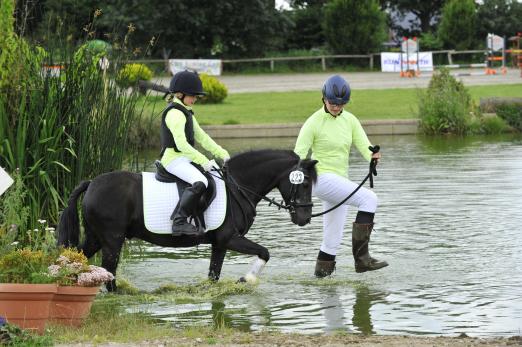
left=275, top=0, right=291, bottom=10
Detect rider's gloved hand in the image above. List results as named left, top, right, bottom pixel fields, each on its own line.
left=202, top=159, right=219, bottom=172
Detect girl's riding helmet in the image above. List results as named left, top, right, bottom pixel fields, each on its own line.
left=322, top=75, right=351, bottom=105
left=169, top=70, right=206, bottom=96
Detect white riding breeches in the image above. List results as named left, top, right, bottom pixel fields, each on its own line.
left=313, top=173, right=378, bottom=255
left=165, top=157, right=208, bottom=187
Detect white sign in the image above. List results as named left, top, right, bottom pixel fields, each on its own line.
left=487, top=34, right=504, bottom=52
left=0, top=167, right=14, bottom=197
left=401, top=38, right=418, bottom=53
left=380, top=52, right=433, bottom=72
left=169, top=59, right=222, bottom=76
left=289, top=170, right=304, bottom=185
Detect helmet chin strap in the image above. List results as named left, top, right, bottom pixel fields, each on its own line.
left=322, top=99, right=340, bottom=117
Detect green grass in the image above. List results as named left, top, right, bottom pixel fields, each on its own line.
left=140, top=84, right=522, bottom=126
left=47, top=279, right=256, bottom=344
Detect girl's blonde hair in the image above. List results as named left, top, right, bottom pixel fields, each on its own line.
left=166, top=92, right=184, bottom=103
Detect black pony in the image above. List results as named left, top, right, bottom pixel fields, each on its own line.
left=58, top=149, right=317, bottom=291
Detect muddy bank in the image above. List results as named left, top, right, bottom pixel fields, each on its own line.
left=58, top=332, right=521, bottom=347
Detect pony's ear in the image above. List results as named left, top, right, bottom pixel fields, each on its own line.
left=303, top=159, right=318, bottom=168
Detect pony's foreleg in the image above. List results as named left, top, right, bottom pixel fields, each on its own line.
left=225, top=235, right=270, bottom=283
left=208, top=245, right=227, bottom=281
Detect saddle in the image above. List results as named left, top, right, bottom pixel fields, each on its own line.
left=154, top=160, right=217, bottom=231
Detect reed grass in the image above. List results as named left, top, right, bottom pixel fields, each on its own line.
left=0, top=2, right=147, bottom=232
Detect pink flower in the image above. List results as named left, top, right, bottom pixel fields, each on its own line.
left=48, top=264, right=61, bottom=276
left=76, top=265, right=114, bottom=287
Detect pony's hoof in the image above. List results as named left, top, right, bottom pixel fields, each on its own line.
left=237, top=277, right=247, bottom=283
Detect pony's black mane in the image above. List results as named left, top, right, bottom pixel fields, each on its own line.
left=228, top=149, right=317, bottom=182
left=228, top=149, right=299, bottom=166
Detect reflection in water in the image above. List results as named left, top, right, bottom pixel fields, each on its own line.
left=121, top=134, right=522, bottom=336
left=320, top=288, right=346, bottom=333
left=352, top=285, right=387, bottom=335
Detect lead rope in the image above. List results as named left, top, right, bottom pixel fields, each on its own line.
left=311, top=145, right=380, bottom=218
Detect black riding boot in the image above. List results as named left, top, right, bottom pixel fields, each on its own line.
left=314, top=250, right=336, bottom=278
left=352, top=223, right=388, bottom=273
left=171, top=181, right=206, bottom=236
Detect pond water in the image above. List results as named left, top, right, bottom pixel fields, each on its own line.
left=120, top=134, right=522, bottom=336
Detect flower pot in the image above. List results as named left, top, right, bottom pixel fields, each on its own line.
left=50, top=286, right=100, bottom=327
left=0, top=283, right=57, bottom=334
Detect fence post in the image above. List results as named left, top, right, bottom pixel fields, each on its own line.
left=270, top=60, right=274, bottom=72
left=321, top=57, right=326, bottom=71
left=369, top=55, right=374, bottom=70
left=448, top=51, right=453, bottom=65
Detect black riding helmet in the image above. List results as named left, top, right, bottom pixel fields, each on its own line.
left=169, top=70, right=206, bottom=96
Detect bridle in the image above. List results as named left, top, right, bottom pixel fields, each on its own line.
left=211, top=160, right=313, bottom=215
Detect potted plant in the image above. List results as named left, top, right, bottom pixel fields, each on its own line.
left=0, top=248, right=58, bottom=334
left=48, top=248, right=114, bottom=327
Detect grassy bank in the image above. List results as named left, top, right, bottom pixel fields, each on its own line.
left=139, top=83, right=522, bottom=126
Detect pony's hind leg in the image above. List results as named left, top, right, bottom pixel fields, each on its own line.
left=80, top=221, right=101, bottom=259
left=100, top=229, right=126, bottom=292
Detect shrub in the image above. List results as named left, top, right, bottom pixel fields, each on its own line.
left=496, top=104, right=522, bottom=131
left=481, top=116, right=509, bottom=134
left=199, top=73, right=228, bottom=104
left=117, top=63, right=153, bottom=92
left=418, top=68, right=473, bottom=135
left=0, top=249, right=55, bottom=284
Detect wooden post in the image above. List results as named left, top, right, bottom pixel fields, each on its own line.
left=369, top=55, right=374, bottom=70
left=321, top=57, right=326, bottom=71
left=270, top=60, right=274, bottom=72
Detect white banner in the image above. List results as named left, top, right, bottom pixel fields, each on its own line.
left=380, top=52, right=433, bottom=72
left=169, top=59, right=222, bottom=76
left=0, top=167, right=14, bottom=197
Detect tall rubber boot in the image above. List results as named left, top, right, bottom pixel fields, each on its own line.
left=314, top=251, right=336, bottom=278
left=171, top=181, right=206, bottom=236
left=352, top=223, right=388, bottom=273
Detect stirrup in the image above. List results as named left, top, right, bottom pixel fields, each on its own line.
left=172, top=222, right=203, bottom=237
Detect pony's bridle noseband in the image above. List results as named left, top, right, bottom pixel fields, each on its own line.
left=283, top=164, right=313, bottom=214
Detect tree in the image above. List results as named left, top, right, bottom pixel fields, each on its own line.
left=323, top=0, right=386, bottom=54
left=477, top=0, right=522, bottom=41
left=381, top=0, right=446, bottom=34
left=437, top=0, right=477, bottom=50
left=33, top=0, right=291, bottom=59
left=286, top=0, right=328, bottom=50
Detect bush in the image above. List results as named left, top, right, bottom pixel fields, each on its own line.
left=117, top=63, right=153, bottom=92
left=199, top=73, right=228, bottom=104
left=0, top=249, right=55, bottom=284
left=418, top=68, right=473, bottom=135
left=496, top=104, right=522, bottom=131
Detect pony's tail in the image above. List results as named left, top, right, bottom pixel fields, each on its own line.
left=57, top=180, right=91, bottom=248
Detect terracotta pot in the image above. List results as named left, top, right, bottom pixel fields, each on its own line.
left=0, top=283, right=57, bottom=334
left=50, top=285, right=100, bottom=327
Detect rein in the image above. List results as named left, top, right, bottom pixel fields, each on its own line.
left=210, top=160, right=310, bottom=214
left=310, top=145, right=380, bottom=218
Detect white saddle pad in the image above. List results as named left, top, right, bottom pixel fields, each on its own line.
left=142, top=172, right=227, bottom=234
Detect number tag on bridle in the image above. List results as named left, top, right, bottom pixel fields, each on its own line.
left=289, top=170, right=304, bottom=185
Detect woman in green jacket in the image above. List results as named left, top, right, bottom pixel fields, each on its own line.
left=160, top=70, right=229, bottom=237
left=294, top=75, right=388, bottom=277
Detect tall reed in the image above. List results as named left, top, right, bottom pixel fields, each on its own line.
left=0, top=1, right=146, bottom=233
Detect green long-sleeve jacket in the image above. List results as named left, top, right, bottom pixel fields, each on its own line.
left=294, top=107, right=373, bottom=178
left=160, top=97, right=229, bottom=167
